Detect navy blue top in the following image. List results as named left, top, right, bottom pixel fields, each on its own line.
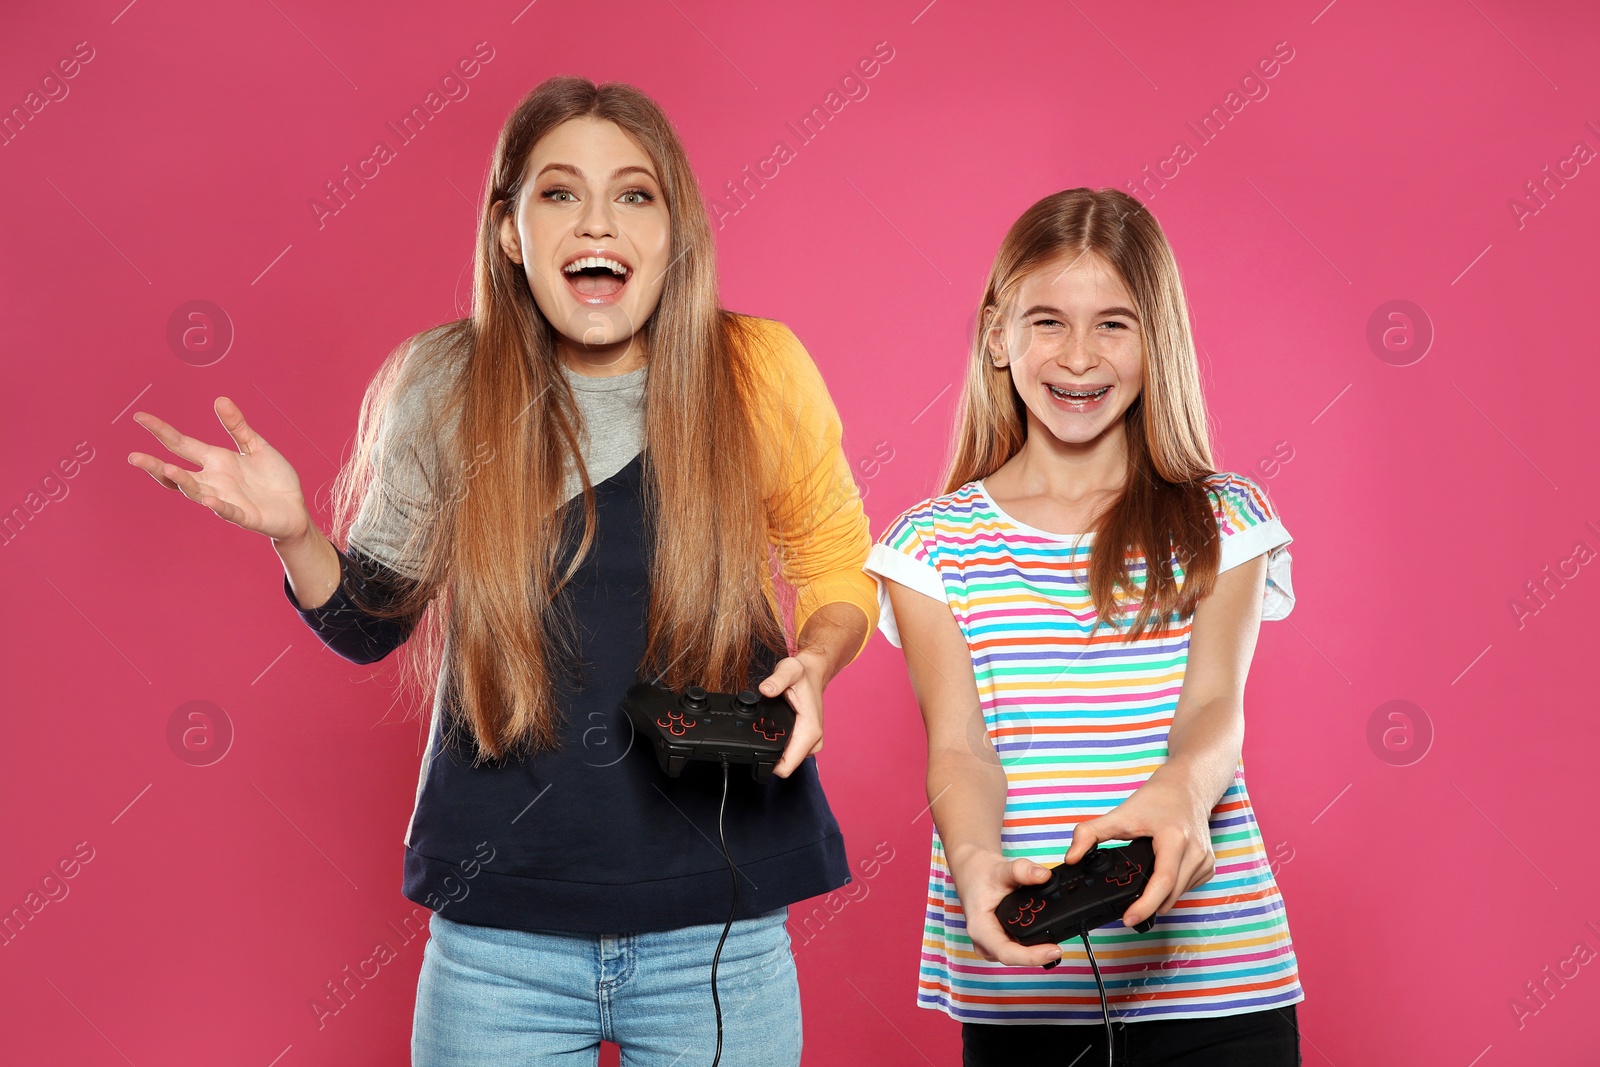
left=284, top=450, right=852, bottom=934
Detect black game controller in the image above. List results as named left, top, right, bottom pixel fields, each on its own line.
left=622, top=682, right=797, bottom=783
left=994, top=838, right=1159, bottom=951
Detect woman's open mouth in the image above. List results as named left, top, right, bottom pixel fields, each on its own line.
left=1046, top=383, right=1112, bottom=412
left=561, top=255, right=632, bottom=305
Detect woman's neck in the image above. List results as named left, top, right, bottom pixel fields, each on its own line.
left=558, top=334, right=647, bottom=378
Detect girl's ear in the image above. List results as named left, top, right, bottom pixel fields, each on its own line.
left=496, top=203, right=523, bottom=265
left=982, top=306, right=1009, bottom=368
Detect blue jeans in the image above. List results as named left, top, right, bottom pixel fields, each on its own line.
left=412, top=906, right=801, bottom=1066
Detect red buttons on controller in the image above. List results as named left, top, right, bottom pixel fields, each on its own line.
left=753, top=716, right=786, bottom=741
left=661, top=708, right=698, bottom=736
left=1007, top=898, right=1046, bottom=927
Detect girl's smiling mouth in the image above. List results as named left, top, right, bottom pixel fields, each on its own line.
left=1045, top=383, right=1112, bottom=411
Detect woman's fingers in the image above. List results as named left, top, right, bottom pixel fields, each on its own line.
left=773, top=715, right=820, bottom=779
left=765, top=646, right=841, bottom=778
left=758, top=656, right=803, bottom=697
left=764, top=655, right=822, bottom=779
left=126, top=451, right=183, bottom=492
left=128, top=400, right=306, bottom=540
left=160, top=460, right=226, bottom=512
left=213, top=396, right=260, bottom=456
left=128, top=410, right=216, bottom=496
left=131, top=410, right=214, bottom=467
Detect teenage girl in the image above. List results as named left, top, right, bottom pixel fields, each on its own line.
left=127, top=76, right=878, bottom=1066
left=864, top=188, right=1305, bottom=1066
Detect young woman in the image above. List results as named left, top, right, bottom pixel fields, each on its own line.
left=127, top=77, right=877, bottom=1066
left=863, top=188, right=1304, bottom=1065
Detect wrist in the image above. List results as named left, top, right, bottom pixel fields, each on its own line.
left=794, top=602, right=869, bottom=687
left=946, top=841, right=1002, bottom=876
left=1144, top=760, right=1216, bottom=822
left=272, top=515, right=319, bottom=553
left=793, top=643, right=837, bottom=688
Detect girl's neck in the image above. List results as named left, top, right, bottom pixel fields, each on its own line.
left=993, top=416, right=1130, bottom=504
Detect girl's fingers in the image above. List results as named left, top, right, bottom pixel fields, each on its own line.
left=972, top=915, right=1062, bottom=967
left=1159, top=853, right=1202, bottom=916
left=1167, top=851, right=1216, bottom=914
left=1063, top=820, right=1105, bottom=863
left=1128, top=832, right=1199, bottom=924
left=1009, top=857, right=1053, bottom=885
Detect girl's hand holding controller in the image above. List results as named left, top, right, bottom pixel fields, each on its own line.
left=127, top=397, right=314, bottom=544
left=1063, top=774, right=1218, bottom=928
left=949, top=847, right=1067, bottom=968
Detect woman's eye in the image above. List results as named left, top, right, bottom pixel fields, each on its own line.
left=1100, top=321, right=1127, bottom=330
left=1033, top=318, right=1063, bottom=328
left=620, top=188, right=656, bottom=204
left=541, top=188, right=576, bottom=202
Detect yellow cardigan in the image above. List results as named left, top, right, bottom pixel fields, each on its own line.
left=741, top=315, right=881, bottom=665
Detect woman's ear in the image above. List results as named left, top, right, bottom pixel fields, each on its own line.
left=496, top=203, right=523, bottom=265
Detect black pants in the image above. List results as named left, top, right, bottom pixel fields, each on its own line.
left=962, top=1003, right=1301, bottom=1066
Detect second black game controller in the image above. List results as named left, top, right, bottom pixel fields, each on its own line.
left=994, top=837, right=1159, bottom=952
left=622, top=682, right=797, bottom=783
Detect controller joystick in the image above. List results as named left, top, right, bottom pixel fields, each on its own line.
left=623, top=682, right=797, bottom=783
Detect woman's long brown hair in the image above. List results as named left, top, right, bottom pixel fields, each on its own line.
left=326, top=77, right=789, bottom=761
left=944, top=187, right=1223, bottom=642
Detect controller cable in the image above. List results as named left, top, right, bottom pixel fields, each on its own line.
left=1077, top=931, right=1115, bottom=1066
left=709, top=755, right=737, bottom=1067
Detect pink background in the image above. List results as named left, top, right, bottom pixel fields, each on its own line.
left=4, top=0, right=1597, bottom=1063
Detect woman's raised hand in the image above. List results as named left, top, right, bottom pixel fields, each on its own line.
left=127, top=396, right=313, bottom=543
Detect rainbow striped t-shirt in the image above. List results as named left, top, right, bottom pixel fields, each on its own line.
left=862, top=471, right=1305, bottom=1024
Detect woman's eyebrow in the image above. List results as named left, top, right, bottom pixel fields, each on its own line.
left=534, top=162, right=660, bottom=183
left=1021, top=304, right=1141, bottom=321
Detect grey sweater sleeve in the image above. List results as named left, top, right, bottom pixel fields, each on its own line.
left=288, top=335, right=649, bottom=663
left=346, top=343, right=647, bottom=577
left=346, top=335, right=464, bottom=581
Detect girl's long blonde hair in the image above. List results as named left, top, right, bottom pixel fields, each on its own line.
left=944, top=187, right=1223, bottom=641
left=327, top=76, right=789, bottom=761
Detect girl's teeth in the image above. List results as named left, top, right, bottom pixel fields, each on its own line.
left=1049, top=385, right=1109, bottom=400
